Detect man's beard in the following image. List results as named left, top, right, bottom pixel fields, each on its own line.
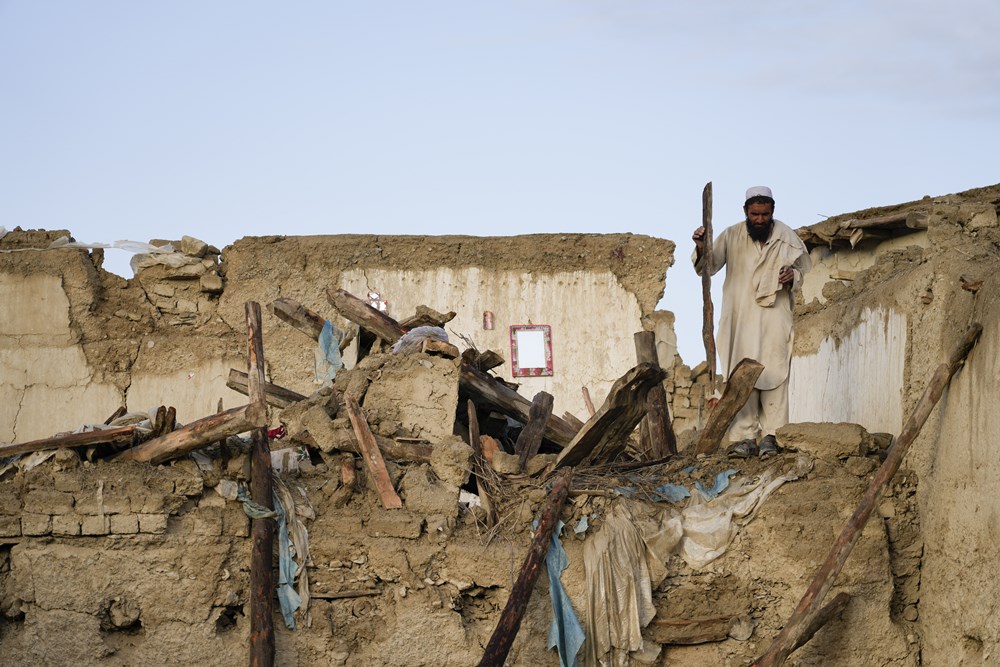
left=745, top=218, right=773, bottom=242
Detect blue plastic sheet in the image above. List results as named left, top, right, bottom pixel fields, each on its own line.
left=540, top=519, right=585, bottom=667
left=315, top=320, right=344, bottom=384
left=272, top=490, right=302, bottom=629
left=652, top=483, right=691, bottom=504
left=694, top=469, right=739, bottom=500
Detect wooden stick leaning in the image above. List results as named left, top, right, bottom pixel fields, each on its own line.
left=753, top=323, right=983, bottom=667
left=344, top=395, right=403, bottom=510
left=478, top=469, right=573, bottom=667
left=694, top=358, right=765, bottom=456
left=515, top=391, right=555, bottom=473
left=246, top=301, right=276, bottom=667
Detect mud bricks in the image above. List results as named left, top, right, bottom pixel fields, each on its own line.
left=0, top=454, right=250, bottom=540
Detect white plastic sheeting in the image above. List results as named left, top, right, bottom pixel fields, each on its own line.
left=581, top=455, right=813, bottom=666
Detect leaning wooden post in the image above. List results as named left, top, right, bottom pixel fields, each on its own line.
left=478, top=469, right=573, bottom=667
left=753, top=323, right=982, bottom=667
left=515, top=391, right=555, bottom=473
left=246, top=301, right=275, bottom=667
left=694, top=358, right=764, bottom=456
left=634, top=331, right=677, bottom=457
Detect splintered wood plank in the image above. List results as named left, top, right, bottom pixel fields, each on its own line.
left=344, top=395, right=402, bottom=509
left=634, top=331, right=677, bottom=457
left=398, top=305, right=457, bottom=329
left=515, top=391, right=554, bottom=473
left=326, top=288, right=407, bottom=343
left=116, top=404, right=267, bottom=464
left=554, top=363, right=667, bottom=469
left=694, top=358, right=764, bottom=456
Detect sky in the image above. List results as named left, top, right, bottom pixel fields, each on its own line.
left=2, top=1, right=998, bottom=364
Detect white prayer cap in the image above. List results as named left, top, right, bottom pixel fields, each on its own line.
left=745, top=186, right=773, bottom=202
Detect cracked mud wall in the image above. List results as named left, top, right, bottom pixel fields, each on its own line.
left=788, top=183, right=1000, bottom=663
left=2, top=231, right=674, bottom=442
left=215, top=233, right=674, bottom=419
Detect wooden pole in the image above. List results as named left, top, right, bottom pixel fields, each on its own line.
left=633, top=331, right=678, bottom=457
left=326, top=288, right=407, bottom=343
left=227, top=369, right=308, bottom=408
left=115, top=404, right=266, bottom=464
left=515, top=392, right=555, bottom=473
left=753, top=323, right=982, bottom=667
left=478, top=470, right=572, bottom=667
left=0, top=425, right=137, bottom=459
left=344, top=395, right=403, bottom=509
left=247, top=301, right=275, bottom=667
left=270, top=297, right=354, bottom=352
left=699, top=182, right=718, bottom=392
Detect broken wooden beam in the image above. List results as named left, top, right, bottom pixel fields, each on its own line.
left=339, top=453, right=357, bottom=489
left=344, top=395, right=403, bottom=509
left=478, top=470, right=572, bottom=667
left=421, top=337, right=460, bottom=358
left=515, top=391, right=554, bottom=473
left=753, top=323, right=982, bottom=667
left=270, top=297, right=356, bottom=352
left=247, top=301, right=276, bottom=667
left=460, top=364, right=577, bottom=448
left=0, top=425, right=138, bottom=459
left=634, top=331, right=677, bottom=457
left=116, top=404, right=266, bottom=464
left=228, top=369, right=308, bottom=409
left=324, top=428, right=433, bottom=464
left=562, top=411, right=585, bottom=430
left=327, top=288, right=407, bottom=343
left=271, top=297, right=327, bottom=341
left=554, top=363, right=667, bottom=469
left=645, top=615, right=733, bottom=645
left=398, top=305, right=456, bottom=329
left=694, top=358, right=765, bottom=456
left=461, top=347, right=507, bottom=373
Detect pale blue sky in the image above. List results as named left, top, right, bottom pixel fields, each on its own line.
left=2, top=1, right=998, bottom=363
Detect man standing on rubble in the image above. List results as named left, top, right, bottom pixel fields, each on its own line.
left=691, top=186, right=811, bottom=459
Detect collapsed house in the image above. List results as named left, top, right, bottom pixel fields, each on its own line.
left=1, top=183, right=998, bottom=665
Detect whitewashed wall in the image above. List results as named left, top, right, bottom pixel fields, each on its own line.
left=341, top=267, right=644, bottom=420
left=789, top=306, right=906, bottom=434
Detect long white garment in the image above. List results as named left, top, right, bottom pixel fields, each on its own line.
left=693, top=219, right=811, bottom=390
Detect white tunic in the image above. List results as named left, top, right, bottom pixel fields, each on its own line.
left=693, top=219, right=811, bottom=390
